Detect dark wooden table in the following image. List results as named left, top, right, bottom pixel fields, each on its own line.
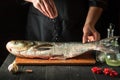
left=0, top=54, right=120, bottom=80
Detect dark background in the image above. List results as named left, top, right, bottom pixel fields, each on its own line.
left=0, top=0, right=29, bottom=66
left=0, top=0, right=119, bottom=66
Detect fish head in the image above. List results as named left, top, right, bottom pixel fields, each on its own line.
left=96, top=36, right=120, bottom=53
left=6, top=40, right=35, bottom=53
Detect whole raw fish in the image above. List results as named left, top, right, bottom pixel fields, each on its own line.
left=6, top=36, right=120, bottom=59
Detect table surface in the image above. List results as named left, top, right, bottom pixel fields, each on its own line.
left=0, top=54, right=120, bottom=80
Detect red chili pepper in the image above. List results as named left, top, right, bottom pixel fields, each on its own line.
left=91, top=67, right=119, bottom=77
left=103, top=68, right=118, bottom=77
left=109, top=70, right=118, bottom=77
left=91, top=67, right=102, bottom=74
left=103, top=68, right=111, bottom=75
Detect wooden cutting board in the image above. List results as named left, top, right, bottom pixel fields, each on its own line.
left=15, top=52, right=96, bottom=65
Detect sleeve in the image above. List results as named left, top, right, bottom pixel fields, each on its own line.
left=16, top=0, right=30, bottom=5
left=89, top=0, right=108, bottom=10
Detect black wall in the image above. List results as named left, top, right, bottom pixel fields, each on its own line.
left=104, top=0, right=120, bottom=36
left=94, top=0, right=120, bottom=39
left=0, top=0, right=29, bottom=66
left=0, top=1, right=119, bottom=66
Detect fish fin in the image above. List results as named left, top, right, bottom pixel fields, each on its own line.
left=34, top=44, right=53, bottom=51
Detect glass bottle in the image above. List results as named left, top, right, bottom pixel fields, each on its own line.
left=105, top=37, right=120, bottom=66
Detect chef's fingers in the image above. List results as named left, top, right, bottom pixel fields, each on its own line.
left=43, top=0, right=58, bottom=19
left=92, top=32, right=100, bottom=41
left=82, top=33, right=88, bottom=43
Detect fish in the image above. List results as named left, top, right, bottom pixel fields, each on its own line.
left=6, top=36, right=120, bottom=60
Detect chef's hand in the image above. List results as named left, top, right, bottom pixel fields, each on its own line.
left=25, top=0, right=58, bottom=19
left=82, top=24, right=100, bottom=43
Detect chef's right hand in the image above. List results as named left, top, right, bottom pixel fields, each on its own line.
left=25, top=0, right=58, bottom=19
left=82, top=24, right=100, bottom=43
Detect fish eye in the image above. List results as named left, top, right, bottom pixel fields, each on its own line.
left=14, top=41, right=18, bottom=45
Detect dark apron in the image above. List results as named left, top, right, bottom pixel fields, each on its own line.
left=25, top=0, right=89, bottom=42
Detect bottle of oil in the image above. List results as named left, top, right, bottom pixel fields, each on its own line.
left=96, top=23, right=114, bottom=63
left=105, top=37, right=120, bottom=66
left=105, top=23, right=120, bottom=66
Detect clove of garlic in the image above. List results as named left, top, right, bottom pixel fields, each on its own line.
left=8, top=61, right=18, bottom=73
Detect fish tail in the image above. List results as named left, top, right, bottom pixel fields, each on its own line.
left=95, top=36, right=120, bottom=53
